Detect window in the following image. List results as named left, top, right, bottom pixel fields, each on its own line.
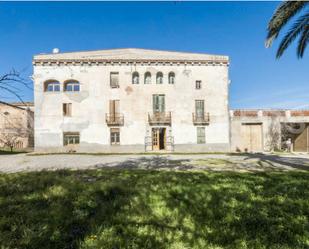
left=144, top=72, right=151, bottom=84
left=110, top=72, right=119, bottom=88
left=195, top=100, right=205, bottom=117
left=156, top=72, right=163, bottom=84
left=197, top=127, right=205, bottom=144
left=132, top=72, right=139, bottom=84
left=153, top=94, right=165, bottom=113
left=44, top=80, right=60, bottom=92
left=168, top=72, right=175, bottom=84
left=110, top=128, right=120, bottom=145
left=64, top=80, right=80, bottom=92
left=196, top=80, right=202, bottom=89
left=63, top=103, right=72, bottom=117
left=63, top=132, right=80, bottom=146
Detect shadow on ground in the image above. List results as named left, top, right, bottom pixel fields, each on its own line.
left=0, top=169, right=308, bottom=249
left=93, top=154, right=309, bottom=172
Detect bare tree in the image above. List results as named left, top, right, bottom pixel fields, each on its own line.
left=0, top=114, right=30, bottom=151
left=266, top=115, right=281, bottom=151
left=0, top=69, right=32, bottom=103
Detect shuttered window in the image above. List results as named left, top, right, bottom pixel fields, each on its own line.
left=153, top=95, right=165, bottom=113
left=195, top=100, right=204, bottom=117
left=196, top=80, right=202, bottom=89
left=197, top=127, right=205, bottom=144
left=110, top=72, right=119, bottom=88
left=63, top=103, right=72, bottom=117
left=110, top=128, right=120, bottom=145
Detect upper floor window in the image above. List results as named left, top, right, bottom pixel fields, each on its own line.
left=110, top=72, right=119, bottom=88
left=144, top=72, right=151, bottom=84
left=196, top=80, right=202, bottom=89
left=64, top=80, right=80, bottom=92
left=156, top=72, right=163, bottom=84
left=168, top=72, right=175, bottom=84
left=132, top=72, right=139, bottom=84
left=44, top=80, right=60, bottom=92
left=63, top=103, right=72, bottom=117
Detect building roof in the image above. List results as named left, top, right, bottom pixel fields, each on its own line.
left=33, top=48, right=229, bottom=63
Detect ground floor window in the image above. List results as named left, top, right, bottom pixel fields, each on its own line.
left=110, top=128, right=120, bottom=145
left=197, top=127, right=205, bottom=144
left=63, top=132, right=80, bottom=146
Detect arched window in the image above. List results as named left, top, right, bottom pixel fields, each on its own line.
left=144, top=72, right=151, bottom=84
left=132, top=72, right=139, bottom=84
left=156, top=72, right=163, bottom=84
left=64, top=80, right=80, bottom=92
left=168, top=72, right=175, bottom=84
left=44, top=80, right=60, bottom=92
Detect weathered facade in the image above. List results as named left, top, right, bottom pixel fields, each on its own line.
left=230, top=109, right=309, bottom=152
left=0, top=101, right=34, bottom=150
left=33, top=48, right=230, bottom=152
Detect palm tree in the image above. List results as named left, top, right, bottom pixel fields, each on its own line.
left=266, top=1, right=309, bottom=58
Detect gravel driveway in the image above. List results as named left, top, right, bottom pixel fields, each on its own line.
left=1, top=153, right=309, bottom=173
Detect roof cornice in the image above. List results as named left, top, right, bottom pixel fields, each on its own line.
left=33, top=58, right=229, bottom=66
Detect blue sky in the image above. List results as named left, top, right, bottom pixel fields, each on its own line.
left=0, top=1, right=308, bottom=109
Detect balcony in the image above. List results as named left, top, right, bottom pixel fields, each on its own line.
left=192, top=113, right=210, bottom=125
left=148, top=112, right=171, bottom=125
left=106, top=113, right=124, bottom=126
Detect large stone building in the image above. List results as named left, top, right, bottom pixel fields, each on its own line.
left=0, top=101, right=34, bottom=150
left=33, top=48, right=230, bottom=152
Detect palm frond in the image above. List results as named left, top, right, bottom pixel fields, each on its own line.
left=276, top=13, right=309, bottom=58
left=266, top=1, right=307, bottom=47
left=297, top=25, right=309, bottom=57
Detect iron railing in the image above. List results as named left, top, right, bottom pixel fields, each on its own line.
left=192, top=112, right=210, bottom=125
left=148, top=112, right=172, bottom=125
left=105, top=113, right=124, bottom=126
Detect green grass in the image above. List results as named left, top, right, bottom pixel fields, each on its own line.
left=0, top=169, right=308, bottom=249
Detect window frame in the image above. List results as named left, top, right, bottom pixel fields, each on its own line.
left=44, top=80, right=60, bottom=92
left=168, top=72, right=175, bottom=84
left=110, top=128, right=120, bottom=145
left=63, top=103, right=72, bottom=117
left=132, top=72, right=139, bottom=84
left=64, top=80, right=80, bottom=92
left=156, top=72, right=163, bottom=84
left=144, top=72, right=151, bottom=84
left=63, top=132, right=80, bottom=146
left=197, top=127, right=206, bottom=144
left=110, top=72, right=120, bottom=88
left=195, top=80, right=202, bottom=90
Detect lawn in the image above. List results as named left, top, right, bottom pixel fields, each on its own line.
left=0, top=169, right=308, bottom=249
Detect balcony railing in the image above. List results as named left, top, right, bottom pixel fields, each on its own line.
left=148, top=112, right=171, bottom=125
left=192, top=112, right=210, bottom=125
left=106, top=113, right=124, bottom=126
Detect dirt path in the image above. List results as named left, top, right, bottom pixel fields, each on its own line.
left=0, top=153, right=308, bottom=173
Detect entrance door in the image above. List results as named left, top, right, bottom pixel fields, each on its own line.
left=294, top=124, right=309, bottom=152
left=152, top=128, right=166, bottom=150
left=241, top=123, right=263, bottom=152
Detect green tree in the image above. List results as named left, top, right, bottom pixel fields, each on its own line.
left=266, top=1, right=309, bottom=58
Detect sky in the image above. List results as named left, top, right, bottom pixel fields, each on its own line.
left=0, top=1, right=308, bottom=109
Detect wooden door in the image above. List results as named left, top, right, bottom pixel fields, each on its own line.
left=294, top=124, right=309, bottom=152
left=152, top=128, right=160, bottom=150
left=109, top=100, right=120, bottom=121
left=241, top=124, right=263, bottom=152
